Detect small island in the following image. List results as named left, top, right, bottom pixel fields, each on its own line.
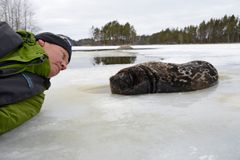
left=117, top=45, right=133, bottom=50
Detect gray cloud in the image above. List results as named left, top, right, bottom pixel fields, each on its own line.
left=32, top=0, right=240, bottom=40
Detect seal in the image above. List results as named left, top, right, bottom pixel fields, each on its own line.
left=110, top=60, right=218, bottom=95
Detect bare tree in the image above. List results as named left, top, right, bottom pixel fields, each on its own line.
left=0, top=0, right=39, bottom=32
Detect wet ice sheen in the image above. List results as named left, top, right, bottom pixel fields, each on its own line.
left=1, top=44, right=240, bottom=160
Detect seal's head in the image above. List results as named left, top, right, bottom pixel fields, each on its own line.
left=110, top=66, right=150, bottom=95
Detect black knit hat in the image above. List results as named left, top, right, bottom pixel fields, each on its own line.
left=35, top=32, right=72, bottom=62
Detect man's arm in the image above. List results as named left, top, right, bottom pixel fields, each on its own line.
left=0, top=93, right=45, bottom=134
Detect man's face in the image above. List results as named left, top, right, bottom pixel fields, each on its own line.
left=38, top=40, right=69, bottom=77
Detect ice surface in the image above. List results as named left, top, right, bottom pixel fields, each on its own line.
left=1, top=44, right=240, bottom=160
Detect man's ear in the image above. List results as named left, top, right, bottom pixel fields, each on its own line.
left=37, top=39, right=45, bottom=47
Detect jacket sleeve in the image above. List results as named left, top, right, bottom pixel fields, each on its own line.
left=0, top=72, right=50, bottom=106
left=0, top=93, right=45, bottom=134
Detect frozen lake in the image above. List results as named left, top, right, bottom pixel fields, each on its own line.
left=0, top=44, right=240, bottom=160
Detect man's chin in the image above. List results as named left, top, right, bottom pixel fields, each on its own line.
left=48, top=70, right=60, bottom=78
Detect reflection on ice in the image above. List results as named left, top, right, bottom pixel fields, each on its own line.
left=93, top=56, right=137, bottom=65
left=0, top=44, right=240, bottom=160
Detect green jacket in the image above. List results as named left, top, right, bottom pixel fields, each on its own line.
left=0, top=30, right=50, bottom=134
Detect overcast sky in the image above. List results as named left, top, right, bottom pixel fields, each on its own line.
left=32, top=0, right=240, bottom=40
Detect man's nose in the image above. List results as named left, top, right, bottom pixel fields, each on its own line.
left=61, top=62, right=67, bottom=70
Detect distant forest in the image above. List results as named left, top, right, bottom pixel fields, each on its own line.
left=73, top=15, right=240, bottom=46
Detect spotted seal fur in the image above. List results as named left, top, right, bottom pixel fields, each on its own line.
left=110, top=60, right=218, bottom=95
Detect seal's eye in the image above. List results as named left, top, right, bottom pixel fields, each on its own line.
left=128, top=74, right=133, bottom=84
left=121, top=73, right=134, bottom=87
left=119, top=73, right=131, bottom=85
